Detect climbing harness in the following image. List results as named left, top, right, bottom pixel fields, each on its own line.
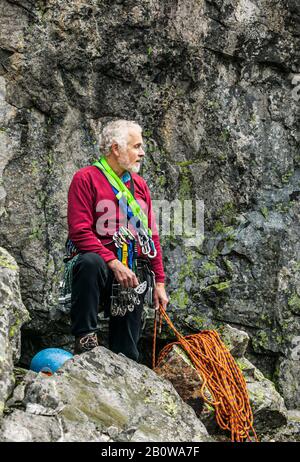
left=58, top=240, right=80, bottom=308
left=153, top=304, right=259, bottom=443
left=59, top=239, right=155, bottom=318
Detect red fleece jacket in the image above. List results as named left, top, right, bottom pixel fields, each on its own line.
left=67, top=166, right=165, bottom=283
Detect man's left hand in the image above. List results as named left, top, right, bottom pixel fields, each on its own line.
left=153, top=282, right=169, bottom=311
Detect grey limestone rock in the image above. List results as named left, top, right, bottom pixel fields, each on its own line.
left=0, top=247, right=30, bottom=417
left=261, top=410, right=300, bottom=442
left=1, top=346, right=213, bottom=442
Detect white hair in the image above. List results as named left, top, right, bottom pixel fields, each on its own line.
left=99, top=120, right=142, bottom=155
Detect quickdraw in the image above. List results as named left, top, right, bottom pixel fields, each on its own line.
left=93, top=156, right=157, bottom=259
left=136, top=226, right=157, bottom=259
left=113, top=226, right=135, bottom=249
left=110, top=280, right=148, bottom=317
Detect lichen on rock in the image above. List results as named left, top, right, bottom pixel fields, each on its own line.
left=0, top=247, right=30, bottom=419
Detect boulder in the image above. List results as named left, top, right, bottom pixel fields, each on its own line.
left=277, top=358, right=300, bottom=409
left=0, top=247, right=30, bottom=417
left=216, top=324, right=250, bottom=358
left=235, top=357, right=287, bottom=431
left=261, top=410, right=300, bottom=442
left=1, top=346, right=213, bottom=442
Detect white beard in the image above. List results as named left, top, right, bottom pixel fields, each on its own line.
left=129, top=163, right=141, bottom=173
left=118, top=156, right=141, bottom=173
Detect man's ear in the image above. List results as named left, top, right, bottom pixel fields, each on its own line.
left=111, top=142, right=120, bottom=157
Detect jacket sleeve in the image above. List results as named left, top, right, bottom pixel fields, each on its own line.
left=67, top=171, right=116, bottom=263
left=143, top=181, right=165, bottom=283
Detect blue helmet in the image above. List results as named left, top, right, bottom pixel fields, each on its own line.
left=30, top=348, right=73, bottom=375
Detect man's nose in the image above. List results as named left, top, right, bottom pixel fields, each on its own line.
left=139, top=147, right=145, bottom=157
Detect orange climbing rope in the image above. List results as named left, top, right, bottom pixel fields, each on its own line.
left=153, top=304, right=258, bottom=443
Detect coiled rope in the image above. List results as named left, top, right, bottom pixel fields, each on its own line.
left=153, top=304, right=258, bottom=443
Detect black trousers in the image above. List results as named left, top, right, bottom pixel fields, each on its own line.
left=70, top=252, right=143, bottom=362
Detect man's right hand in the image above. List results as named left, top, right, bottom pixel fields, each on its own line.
left=107, top=259, right=139, bottom=289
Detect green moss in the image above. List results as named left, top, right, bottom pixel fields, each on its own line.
left=0, top=256, right=17, bottom=271
left=176, top=160, right=197, bottom=167
left=9, top=316, right=26, bottom=338
left=293, top=261, right=300, bottom=272
left=168, top=252, right=199, bottom=310
left=203, top=281, right=231, bottom=292
left=29, top=225, right=43, bottom=241
left=143, top=129, right=153, bottom=138
left=9, top=325, right=17, bottom=338
left=221, top=202, right=236, bottom=219
left=204, top=403, right=215, bottom=412
left=210, top=247, right=220, bottom=261
left=236, top=358, right=249, bottom=371
left=249, top=387, right=266, bottom=405
left=217, top=152, right=227, bottom=161
left=219, top=127, right=230, bottom=142
left=214, top=202, right=237, bottom=233
left=260, top=206, right=269, bottom=219
left=223, top=258, right=234, bottom=273
left=170, top=288, right=189, bottom=309
left=252, top=330, right=269, bottom=350
left=31, top=159, right=39, bottom=176
left=282, top=171, right=293, bottom=184
left=250, top=113, right=257, bottom=125
left=213, top=221, right=224, bottom=233
left=213, top=221, right=235, bottom=234
left=288, top=293, right=300, bottom=313
left=179, top=253, right=195, bottom=279
left=202, top=262, right=218, bottom=274
left=162, top=391, right=178, bottom=417
left=207, top=100, right=220, bottom=110
left=191, top=316, right=205, bottom=328
left=147, top=46, right=153, bottom=56
left=275, top=202, right=293, bottom=213
left=259, top=313, right=273, bottom=327
left=157, top=176, right=166, bottom=188
left=37, top=190, right=47, bottom=208
left=46, top=150, right=54, bottom=174
left=178, top=167, right=192, bottom=200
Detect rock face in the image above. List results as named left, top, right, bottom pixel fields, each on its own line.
left=0, top=247, right=30, bottom=417
left=155, top=324, right=288, bottom=437
left=261, top=410, right=300, bottom=442
left=1, top=347, right=212, bottom=442
left=0, top=0, right=299, bottom=409
left=277, top=358, right=300, bottom=409
left=235, top=357, right=287, bottom=432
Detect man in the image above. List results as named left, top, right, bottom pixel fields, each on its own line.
left=67, top=119, right=168, bottom=361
